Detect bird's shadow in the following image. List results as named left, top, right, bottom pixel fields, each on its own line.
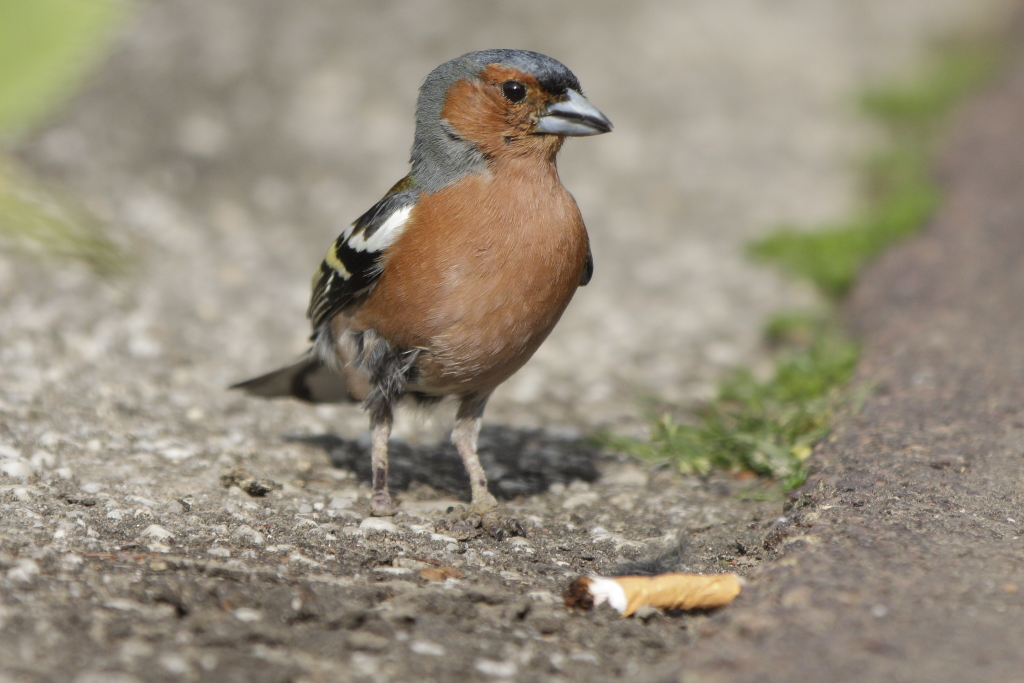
left=286, top=425, right=602, bottom=502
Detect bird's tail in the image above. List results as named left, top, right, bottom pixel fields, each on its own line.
left=230, top=355, right=358, bottom=404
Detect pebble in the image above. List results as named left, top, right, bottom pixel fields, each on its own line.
left=140, top=524, right=174, bottom=541
left=7, top=559, right=40, bottom=583
left=359, top=517, right=399, bottom=534
left=474, top=659, right=517, bottom=678
left=0, top=460, right=32, bottom=481
left=30, top=450, right=55, bottom=470
left=410, top=640, right=446, bottom=657
left=232, top=524, right=266, bottom=546
left=431, top=533, right=457, bottom=543
left=562, top=492, right=599, bottom=509
left=233, top=608, right=263, bottom=622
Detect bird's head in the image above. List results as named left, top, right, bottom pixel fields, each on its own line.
left=411, top=49, right=612, bottom=192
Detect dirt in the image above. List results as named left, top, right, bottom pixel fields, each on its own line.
left=3, top=1, right=1024, bottom=682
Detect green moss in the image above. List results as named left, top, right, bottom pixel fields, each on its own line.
left=606, top=37, right=1005, bottom=485
left=604, top=314, right=857, bottom=487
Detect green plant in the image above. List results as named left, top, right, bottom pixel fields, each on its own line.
left=605, top=315, right=856, bottom=486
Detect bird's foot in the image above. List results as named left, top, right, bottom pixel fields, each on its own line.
left=439, top=501, right=525, bottom=542
left=369, top=490, right=397, bottom=516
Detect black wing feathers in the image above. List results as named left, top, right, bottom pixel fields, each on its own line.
left=307, top=180, right=419, bottom=332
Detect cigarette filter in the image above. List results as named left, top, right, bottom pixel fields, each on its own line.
left=564, top=572, right=742, bottom=617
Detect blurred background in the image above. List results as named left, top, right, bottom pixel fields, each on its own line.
left=0, top=0, right=1012, bottom=442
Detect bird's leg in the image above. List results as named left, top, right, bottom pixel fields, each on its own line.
left=369, top=412, right=396, bottom=516
left=452, top=416, right=498, bottom=513
left=442, top=395, right=524, bottom=541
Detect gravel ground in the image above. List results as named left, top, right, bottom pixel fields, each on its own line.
left=0, top=1, right=1018, bottom=682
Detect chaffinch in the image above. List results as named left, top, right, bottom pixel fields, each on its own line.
left=234, top=49, right=612, bottom=516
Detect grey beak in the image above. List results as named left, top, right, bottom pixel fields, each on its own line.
left=534, top=89, right=613, bottom=136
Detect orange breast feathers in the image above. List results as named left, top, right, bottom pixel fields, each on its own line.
left=352, top=161, right=589, bottom=393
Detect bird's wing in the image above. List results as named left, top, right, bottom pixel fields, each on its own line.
left=307, top=176, right=419, bottom=333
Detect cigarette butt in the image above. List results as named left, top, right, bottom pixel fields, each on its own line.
left=564, top=573, right=742, bottom=617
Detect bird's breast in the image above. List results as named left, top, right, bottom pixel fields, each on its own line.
left=353, top=163, right=589, bottom=393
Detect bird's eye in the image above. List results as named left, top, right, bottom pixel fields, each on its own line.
left=501, top=80, right=527, bottom=103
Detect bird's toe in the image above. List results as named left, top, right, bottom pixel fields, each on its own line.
left=369, top=491, right=398, bottom=516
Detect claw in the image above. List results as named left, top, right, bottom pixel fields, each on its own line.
left=370, top=490, right=397, bottom=516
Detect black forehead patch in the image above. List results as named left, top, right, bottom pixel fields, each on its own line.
left=467, top=49, right=582, bottom=95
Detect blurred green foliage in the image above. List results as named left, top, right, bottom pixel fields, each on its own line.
left=749, top=39, right=1005, bottom=298
left=0, top=0, right=127, bottom=272
left=0, top=0, right=124, bottom=135
left=609, top=37, right=1006, bottom=486
left=0, top=157, right=126, bottom=274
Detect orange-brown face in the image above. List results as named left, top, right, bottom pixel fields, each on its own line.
left=439, top=64, right=566, bottom=162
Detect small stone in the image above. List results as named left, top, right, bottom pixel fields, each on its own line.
left=474, top=659, right=517, bottom=678
left=233, top=608, right=263, bottom=622
left=562, top=492, right=599, bottom=509
left=140, top=524, right=174, bottom=541
left=56, top=467, right=74, bottom=480
left=30, top=450, right=56, bottom=470
left=13, top=487, right=32, bottom=502
left=0, top=460, right=32, bottom=481
left=8, top=559, right=40, bottom=583
left=506, top=536, right=530, bottom=547
left=232, top=524, right=266, bottom=546
left=410, top=640, right=446, bottom=656
left=208, top=547, right=231, bottom=558
left=359, top=517, right=399, bottom=534
left=431, top=533, right=458, bottom=544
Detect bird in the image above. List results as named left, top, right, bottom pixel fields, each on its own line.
left=233, top=49, right=612, bottom=519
